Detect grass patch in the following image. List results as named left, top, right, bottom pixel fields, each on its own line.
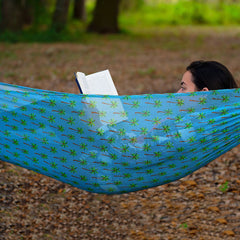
left=219, top=181, right=229, bottom=193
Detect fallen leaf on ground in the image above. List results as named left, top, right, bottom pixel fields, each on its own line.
left=216, top=218, right=227, bottom=224
left=222, top=230, right=235, bottom=236
left=208, top=206, right=220, bottom=212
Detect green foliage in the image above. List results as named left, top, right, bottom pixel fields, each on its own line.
left=120, top=0, right=145, bottom=11
left=120, top=0, right=240, bottom=27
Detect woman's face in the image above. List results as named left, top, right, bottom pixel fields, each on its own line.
left=177, top=71, right=197, bottom=93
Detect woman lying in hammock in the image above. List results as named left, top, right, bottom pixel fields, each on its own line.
left=0, top=60, right=239, bottom=194
left=177, top=60, right=238, bottom=93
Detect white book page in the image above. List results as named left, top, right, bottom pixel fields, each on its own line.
left=75, top=70, right=127, bottom=126
left=77, top=70, right=118, bottom=95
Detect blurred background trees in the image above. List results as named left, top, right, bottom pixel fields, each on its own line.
left=0, top=0, right=240, bottom=39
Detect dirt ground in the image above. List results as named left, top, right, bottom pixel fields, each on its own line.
left=0, top=26, right=240, bottom=240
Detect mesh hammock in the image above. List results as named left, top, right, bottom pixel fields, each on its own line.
left=0, top=82, right=239, bottom=194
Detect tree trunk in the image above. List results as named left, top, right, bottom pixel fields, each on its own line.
left=73, top=0, right=86, bottom=21
left=87, top=0, right=121, bottom=34
left=1, top=0, right=24, bottom=31
left=22, top=0, right=34, bottom=25
left=51, top=0, right=71, bottom=32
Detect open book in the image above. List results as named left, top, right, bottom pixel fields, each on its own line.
left=75, top=70, right=118, bottom=95
left=75, top=69, right=127, bottom=127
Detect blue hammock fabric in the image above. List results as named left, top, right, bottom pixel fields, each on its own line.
left=0, top=82, right=239, bottom=194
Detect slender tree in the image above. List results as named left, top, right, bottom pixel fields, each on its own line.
left=73, top=0, right=86, bottom=22
left=87, top=0, right=121, bottom=34
left=22, top=0, right=34, bottom=25
left=51, top=0, right=71, bottom=32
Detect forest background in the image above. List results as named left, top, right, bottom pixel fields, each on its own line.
left=1, top=0, right=240, bottom=240
left=1, top=0, right=240, bottom=41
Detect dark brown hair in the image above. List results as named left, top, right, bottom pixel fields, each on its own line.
left=186, top=60, right=238, bottom=90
